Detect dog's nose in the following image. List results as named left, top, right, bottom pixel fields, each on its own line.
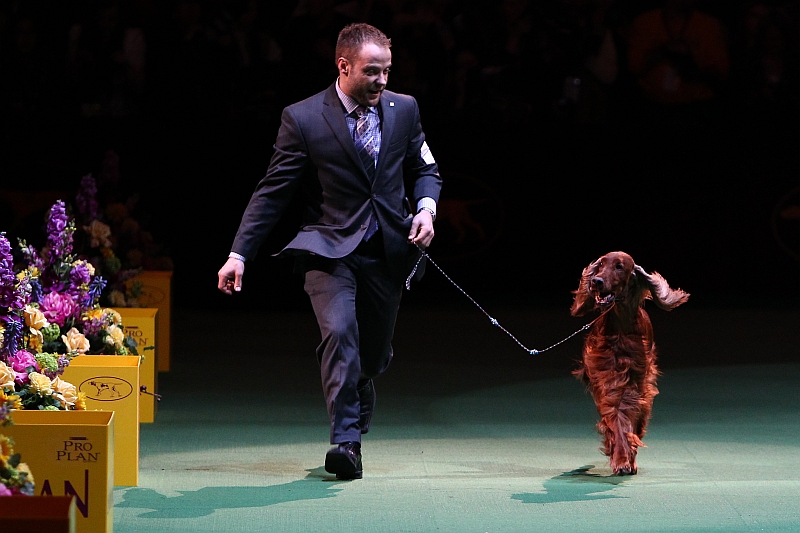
left=591, top=277, right=604, bottom=289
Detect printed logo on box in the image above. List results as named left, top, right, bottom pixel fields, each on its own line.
left=79, top=376, right=134, bottom=401
left=40, top=436, right=103, bottom=518
left=57, top=436, right=101, bottom=462
left=41, top=469, right=91, bottom=518
left=123, top=324, right=151, bottom=348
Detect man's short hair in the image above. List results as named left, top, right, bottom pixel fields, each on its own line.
left=335, top=23, right=391, bottom=63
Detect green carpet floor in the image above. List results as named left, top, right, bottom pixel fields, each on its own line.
left=112, top=304, right=800, bottom=532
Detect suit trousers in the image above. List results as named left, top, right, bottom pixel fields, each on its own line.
left=301, top=233, right=403, bottom=444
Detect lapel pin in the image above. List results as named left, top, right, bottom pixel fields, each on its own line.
left=390, top=102, right=394, bottom=107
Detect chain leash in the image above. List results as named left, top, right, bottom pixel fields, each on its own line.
left=406, top=246, right=613, bottom=355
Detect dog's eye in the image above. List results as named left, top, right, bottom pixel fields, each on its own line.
left=615, top=263, right=624, bottom=270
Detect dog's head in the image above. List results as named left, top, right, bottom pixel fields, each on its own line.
left=581, top=251, right=635, bottom=312
left=571, top=251, right=689, bottom=317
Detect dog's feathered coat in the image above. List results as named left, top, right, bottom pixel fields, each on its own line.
left=571, top=251, right=688, bottom=475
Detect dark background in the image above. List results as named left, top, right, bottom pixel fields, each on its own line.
left=1, top=0, right=800, bottom=315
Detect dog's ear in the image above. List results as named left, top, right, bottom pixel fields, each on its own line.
left=633, top=264, right=689, bottom=310
left=571, top=258, right=601, bottom=316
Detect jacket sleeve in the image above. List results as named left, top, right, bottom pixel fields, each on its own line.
left=231, top=106, right=308, bottom=260
left=403, top=98, right=442, bottom=206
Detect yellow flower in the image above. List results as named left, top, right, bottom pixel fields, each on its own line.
left=74, top=392, right=87, bottom=411
left=28, top=372, right=53, bottom=397
left=27, top=328, right=44, bottom=353
left=61, top=327, right=90, bottom=355
left=105, top=324, right=125, bottom=348
left=17, top=462, right=34, bottom=485
left=24, top=305, right=48, bottom=330
left=0, top=362, right=15, bottom=390
left=103, top=308, right=123, bottom=326
left=17, top=266, right=39, bottom=280
left=51, top=376, right=78, bottom=408
left=84, top=308, right=104, bottom=322
left=0, top=390, right=23, bottom=410
left=0, top=435, right=13, bottom=463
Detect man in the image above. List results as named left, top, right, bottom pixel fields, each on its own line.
left=217, top=23, right=442, bottom=480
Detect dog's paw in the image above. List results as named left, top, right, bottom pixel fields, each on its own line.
left=614, top=463, right=638, bottom=476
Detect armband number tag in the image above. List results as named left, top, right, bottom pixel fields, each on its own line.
left=420, top=142, right=436, bottom=165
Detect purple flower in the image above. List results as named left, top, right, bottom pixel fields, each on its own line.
left=87, top=276, right=106, bottom=305
left=45, top=200, right=74, bottom=264
left=18, top=241, right=43, bottom=272
left=28, top=278, right=43, bottom=305
left=75, top=174, right=99, bottom=221
left=40, top=291, right=78, bottom=327
left=69, top=262, right=92, bottom=288
left=0, top=316, right=23, bottom=358
left=9, top=349, right=39, bottom=373
left=14, top=370, right=30, bottom=386
left=82, top=314, right=104, bottom=336
left=0, top=233, right=21, bottom=311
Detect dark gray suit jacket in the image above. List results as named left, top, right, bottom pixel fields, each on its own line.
left=231, top=82, right=442, bottom=280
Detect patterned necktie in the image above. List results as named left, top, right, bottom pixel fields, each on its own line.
left=353, top=106, right=379, bottom=240
left=353, top=107, right=377, bottom=177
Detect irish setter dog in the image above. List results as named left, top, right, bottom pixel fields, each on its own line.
left=571, top=251, right=689, bottom=475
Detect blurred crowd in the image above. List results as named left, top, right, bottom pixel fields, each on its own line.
left=0, top=0, right=798, bottom=132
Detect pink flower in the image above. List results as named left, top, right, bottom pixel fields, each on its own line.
left=0, top=484, right=13, bottom=497
left=9, top=350, right=39, bottom=373
left=40, top=291, right=78, bottom=327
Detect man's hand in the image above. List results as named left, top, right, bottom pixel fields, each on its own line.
left=408, top=209, right=434, bottom=248
left=217, top=257, right=245, bottom=295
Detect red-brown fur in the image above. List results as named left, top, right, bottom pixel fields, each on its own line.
left=571, top=251, right=689, bottom=475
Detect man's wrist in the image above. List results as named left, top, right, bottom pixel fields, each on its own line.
left=418, top=206, right=436, bottom=221
left=228, top=252, right=246, bottom=262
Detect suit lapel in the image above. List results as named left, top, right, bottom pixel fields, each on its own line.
left=375, top=94, right=395, bottom=181
left=321, top=84, right=371, bottom=181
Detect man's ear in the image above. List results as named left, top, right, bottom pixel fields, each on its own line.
left=337, top=57, right=349, bottom=76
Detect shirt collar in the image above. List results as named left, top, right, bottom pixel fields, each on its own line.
left=336, top=78, right=376, bottom=116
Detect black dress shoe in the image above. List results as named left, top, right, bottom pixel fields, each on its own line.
left=325, top=442, right=362, bottom=480
left=358, top=378, right=375, bottom=434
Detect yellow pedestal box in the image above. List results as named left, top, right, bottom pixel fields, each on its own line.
left=0, top=495, right=77, bottom=532
left=62, top=355, right=141, bottom=487
left=126, top=270, right=172, bottom=372
left=116, top=307, right=158, bottom=423
left=2, top=410, right=114, bottom=533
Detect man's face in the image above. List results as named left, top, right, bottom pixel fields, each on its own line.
left=338, top=42, right=391, bottom=107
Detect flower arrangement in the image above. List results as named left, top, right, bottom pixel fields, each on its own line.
left=0, top=230, right=88, bottom=412
left=14, top=202, right=139, bottom=357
